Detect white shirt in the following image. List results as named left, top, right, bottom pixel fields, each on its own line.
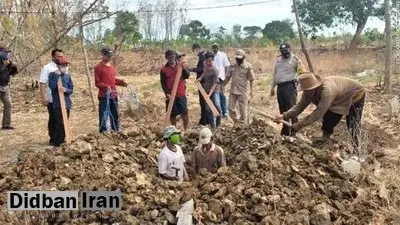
left=213, top=51, right=230, bottom=80
left=158, top=145, right=186, bottom=180
left=39, top=61, right=59, bottom=103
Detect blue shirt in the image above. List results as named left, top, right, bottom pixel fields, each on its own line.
left=48, top=72, right=73, bottom=109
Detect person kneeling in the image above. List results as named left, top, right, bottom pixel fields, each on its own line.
left=193, top=127, right=226, bottom=175
left=158, top=125, right=188, bottom=181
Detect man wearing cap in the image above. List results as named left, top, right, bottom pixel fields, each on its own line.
left=191, top=43, right=208, bottom=126
left=275, top=73, right=365, bottom=148
left=271, top=43, right=305, bottom=136
left=192, top=127, right=226, bottom=175
left=212, top=43, right=230, bottom=117
left=0, top=47, right=18, bottom=130
left=158, top=125, right=188, bottom=181
left=160, top=50, right=190, bottom=131
left=47, top=56, right=73, bottom=149
left=94, top=47, right=128, bottom=133
left=224, top=49, right=254, bottom=123
left=39, top=48, right=64, bottom=143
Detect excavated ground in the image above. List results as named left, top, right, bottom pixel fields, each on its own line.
left=0, top=119, right=392, bottom=225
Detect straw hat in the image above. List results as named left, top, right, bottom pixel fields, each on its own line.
left=298, top=72, right=322, bottom=91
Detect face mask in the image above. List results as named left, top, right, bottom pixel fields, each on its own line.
left=169, top=133, right=180, bottom=145
left=212, top=49, right=218, bottom=54
left=236, top=58, right=244, bottom=65
left=281, top=51, right=291, bottom=59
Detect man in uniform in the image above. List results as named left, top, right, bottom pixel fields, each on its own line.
left=270, top=43, right=304, bottom=136
left=224, top=49, right=254, bottom=123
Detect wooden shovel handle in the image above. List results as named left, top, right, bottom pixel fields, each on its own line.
left=251, top=108, right=293, bottom=128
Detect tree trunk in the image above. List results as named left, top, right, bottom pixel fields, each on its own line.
left=384, top=0, right=393, bottom=93
left=292, top=0, right=315, bottom=73
left=349, top=21, right=367, bottom=50
left=79, top=19, right=97, bottom=112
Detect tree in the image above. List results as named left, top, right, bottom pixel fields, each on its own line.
left=212, top=26, right=227, bottom=42
left=113, top=11, right=142, bottom=46
left=243, top=26, right=262, bottom=38
left=384, top=0, right=392, bottom=92
left=179, top=20, right=210, bottom=40
left=298, top=0, right=382, bottom=49
left=262, top=19, right=295, bottom=44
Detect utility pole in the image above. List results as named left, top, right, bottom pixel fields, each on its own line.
left=384, top=0, right=393, bottom=93
left=292, top=0, right=314, bottom=73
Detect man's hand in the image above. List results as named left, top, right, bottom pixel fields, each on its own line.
left=59, top=87, right=67, bottom=93
left=275, top=114, right=284, bottom=122
left=122, top=81, right=128, bottom=87
left=270, top=88, right=275, bottom=97
left=292, top=122, right=301, bottom=132
left=166, top=94, right=171, bottom=100
left=195, top=78, right=201, bottom=84
left=40, top=98, right=48, bottom=107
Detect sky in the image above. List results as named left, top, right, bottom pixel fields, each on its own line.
left=114, top=0, right=385, bottom=36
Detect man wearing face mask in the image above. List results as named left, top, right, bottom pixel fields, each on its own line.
left=158, top=125, right=188, bottom=181
left=224, top=49, right=254, bottom=123
left=270, top=43, right=305, bottom=136
left=192, top=127, right=226, bottom=175
left=211, top=43, right=230, bottom=118
left=39, top=48, right=64, bottom=144
left=0, top=48, right=18, bottom=130
left=47, top=56, right=73, bottom=150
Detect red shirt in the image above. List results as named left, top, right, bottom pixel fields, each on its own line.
left=160, top=64, right=186, bottom=97
left=94, top=63, right=124, bottom=98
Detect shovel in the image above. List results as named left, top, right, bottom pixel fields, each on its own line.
left=250, top=108, right=292, bottom=127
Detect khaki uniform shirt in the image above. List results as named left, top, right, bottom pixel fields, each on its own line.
left=193, top=144, right=226, bottom=174
left=284, top=76, right=365, bottom=128
left=271, top=55, right=305, bottom=87
left=225, top=61, right=255, bottom=95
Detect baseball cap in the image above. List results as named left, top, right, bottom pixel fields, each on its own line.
left=211, top=43, right=219, bottom=48
left=199, top=127, right=213, bottom=145
left=100, top=47, right=113, bottom=57
left=279, top=43, right=291, bottom=51
left=163, top=125, right=180, bottom=139
left=56, top=55, right=69, bottom=65
left=235, top=49, right=246, bottom=59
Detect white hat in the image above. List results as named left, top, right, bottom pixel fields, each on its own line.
left=163, top=125, right=180, bottom=139
left=199, top=127, right=213, bottom=145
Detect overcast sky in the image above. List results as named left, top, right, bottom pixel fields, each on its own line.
left=115, top=0, right=385, bottom=36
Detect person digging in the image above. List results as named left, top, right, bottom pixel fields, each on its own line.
left=158, top=125, right=189, bottom=181
left=192, top=127, right=226, bottom=175
left=275, top=72, right=366, bottom=150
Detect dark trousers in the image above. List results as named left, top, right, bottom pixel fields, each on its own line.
left=277, top=81, right=298, bottom=136
left=219, top=78, right=228, bottom=116
left=99, top=97, right=119, bottom=133
left=198, top=91, right=207, bottom=126
left=53, top=108, right=70, bottom=147
left=322, top=94, right=365, bottom=149
left=47, top=103, right=57, bottom=144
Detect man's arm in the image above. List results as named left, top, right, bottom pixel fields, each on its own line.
left=8, top=62, right=18, bottom=76
left=284, top=94, right=311, bottom=120
left=247, top=66, right=255, bottom=96
left=297, top=88, right=336, bottom=128
left=224, top=67, right=232, bottom=86
left=160, top=70, right=170, bottom=97
left=65, top=75, right=74, bottom=96
left=182, top=66, right=190, bottom=80
left=271, top=61, right=277, bottom=89
left=39, top=66, right=49, bottom=105
left=115, top=78, right=126, bottom=87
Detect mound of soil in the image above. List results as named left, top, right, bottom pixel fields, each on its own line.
left=0, top=120, right=386, bottom=225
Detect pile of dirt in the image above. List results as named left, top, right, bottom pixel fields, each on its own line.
left=0, top=120, right=387, bottom=224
